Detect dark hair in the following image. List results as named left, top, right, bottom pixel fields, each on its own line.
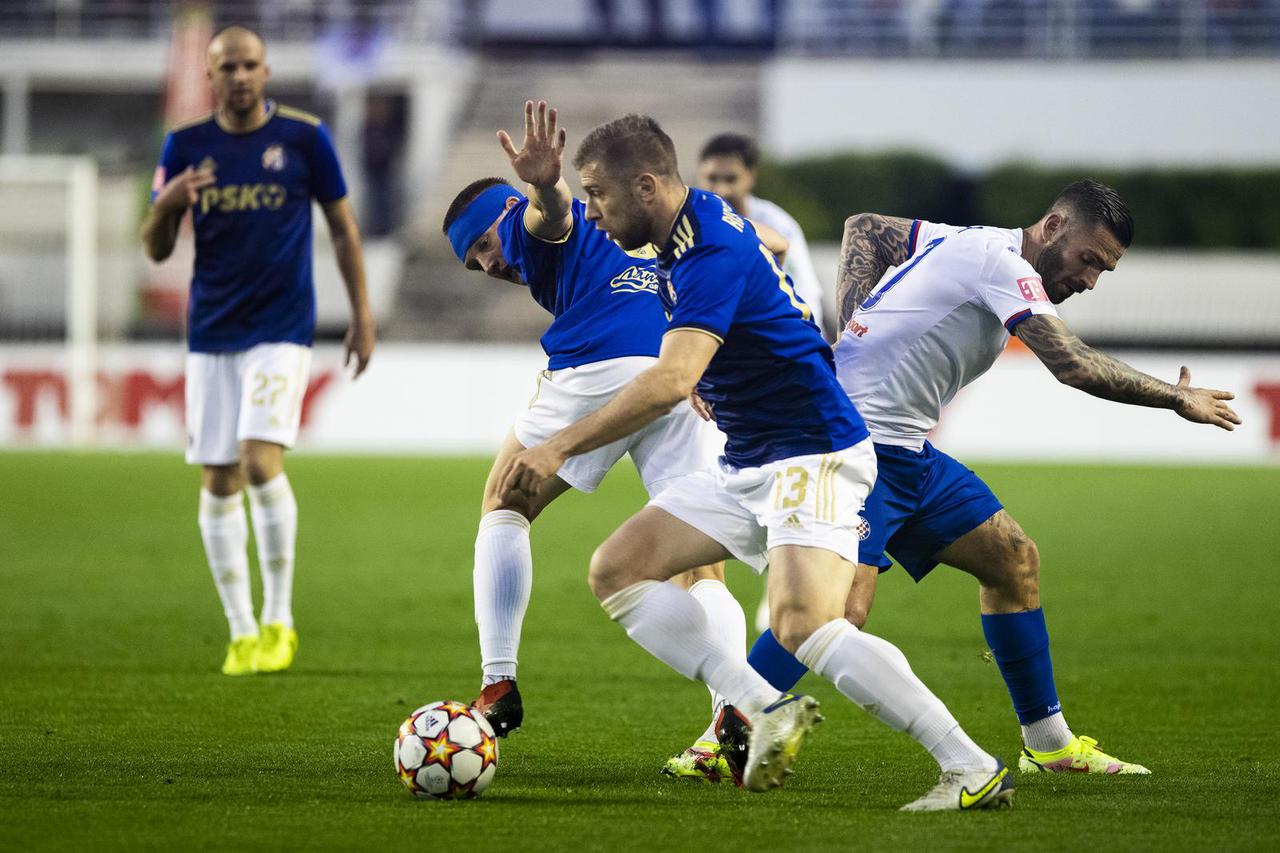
left=572, top=114, right=678, bottom=179
left=699, top=133, right=759, bottom=170
left=1050, top=180, right=1134, bottom=248
left=442, top=177, right=512, bottom=234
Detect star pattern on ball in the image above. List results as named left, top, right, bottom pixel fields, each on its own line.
left=423, top=734, right=462, bottom=770
left=477, top=732, right=498, bottom=772
left=438, top=701, right=471, bottom=719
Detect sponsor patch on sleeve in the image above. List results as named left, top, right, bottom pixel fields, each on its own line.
left=1017, top=275, right=1049, bottom=302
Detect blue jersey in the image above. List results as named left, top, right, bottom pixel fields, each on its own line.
left=499, top=198, right=668, bottom=370
left=657, top=189, right=868, bottom=468
left=153, top=102, right=348, bottom=353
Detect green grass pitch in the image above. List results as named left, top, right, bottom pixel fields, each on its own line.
left=1, top=452, right=1278, bottom=851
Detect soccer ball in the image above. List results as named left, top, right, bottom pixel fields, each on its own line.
left=394, top=700, right=499, bottom=799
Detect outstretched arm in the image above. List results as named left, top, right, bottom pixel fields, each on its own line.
left=498, top=99, right=573, bottom=241
left=498, top=330, right=720, bottom=497
left=1015, top=314, right=1240, bottom=430
left=834, top=213, right=914, bottom=328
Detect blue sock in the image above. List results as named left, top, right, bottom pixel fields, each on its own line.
left=980, top=608, right=1061, bottom=724
left=746, top=629, right=809, bottom=693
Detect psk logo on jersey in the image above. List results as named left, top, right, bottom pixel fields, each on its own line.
left=261, top=144, right=286, bottom=172
left=856, top=516, right=871, bottom=541
left=609, top=265, right=659, bottom=295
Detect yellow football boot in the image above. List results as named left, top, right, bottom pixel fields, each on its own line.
left=661, top=740, right=734, bottom=783
left=221, top=635, right=259, bottom=676
left=255, top=623, right=298, bottom=673
left=1019, top=735, right=1151, bottom=775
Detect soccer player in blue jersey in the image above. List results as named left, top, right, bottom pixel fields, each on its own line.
left=440, top=102, right=741, bottom=758
left=497, top=115, right=1012, bottom=810
left=141, top=27, right=375, bottom=676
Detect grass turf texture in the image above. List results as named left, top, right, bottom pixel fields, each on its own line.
left=1, top=453, right=1278, bottom=852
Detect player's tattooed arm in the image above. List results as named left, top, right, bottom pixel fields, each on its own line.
left=498, top=99, right=572, bottom=242
left=1015, top=314, right=1241, bottom=430
left=835, top=213, right=914, bottom=328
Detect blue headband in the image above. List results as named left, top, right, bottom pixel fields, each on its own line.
left=447, top=185, right=525, bottom=262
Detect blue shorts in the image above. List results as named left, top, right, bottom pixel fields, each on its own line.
left=858, top=441, right=1003, bottom=582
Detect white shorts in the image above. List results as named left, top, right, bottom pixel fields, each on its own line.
left=513, top=356, right=722, bottom=496
left=185, top=342, right=312, bottom=466
left=650, top=439, right=877, bottom=573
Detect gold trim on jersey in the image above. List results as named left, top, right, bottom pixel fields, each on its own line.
left=671, top=214, right=695, bottom=259
left=526, top=216, right=574, bottom=245
left=276, top=104, right=322, bottom=126
left=664, top=326, right=724, bottom=345
left=170, top=112, right=214, bottom=133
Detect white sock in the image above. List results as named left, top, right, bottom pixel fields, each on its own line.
left=198, top=489, right=256, bottom=640
left=603, top=581, right=778, bottom=716
left=248, top=474, right=297, bottom=629
left=796, top=618, right=995, bottom=773
left=474, top=510, right=532, bottom=687
left=1022, top=712, right=1073, bottom=753
left=689, top=578, right=747, bottom=742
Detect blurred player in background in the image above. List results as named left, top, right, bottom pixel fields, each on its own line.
left=697, top=133, right=827, bottom=337
left=441, top=102, right=748, bottom=765
left=739, top=180, right=1239, bottom=775
left=499, top=114, right=1013, bottom=809
left=140, top=26, right=375, bottom=676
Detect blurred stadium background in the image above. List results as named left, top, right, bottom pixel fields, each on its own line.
left=0, top=0, right=1277, bottom=457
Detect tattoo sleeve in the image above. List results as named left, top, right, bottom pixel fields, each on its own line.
left=1015, top=315, right=1181, bottom=408
left=834, top=214, right=915, bottom=329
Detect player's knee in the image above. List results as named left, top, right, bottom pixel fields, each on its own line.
left=770, top=602, right=833, bottom=655
left=587, top=539, right=638, bottom=601
left=996, top=534, right=1040, bottom=599
left=843, top=598, right=871, bottom=630
left=240, top=445, right=283, bottom=485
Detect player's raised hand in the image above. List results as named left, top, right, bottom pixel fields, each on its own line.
left=498, top=443, right=566, bottom=500
left=155, top=165, right=216, bottom=214
left=344, top=312, right=376, bottom=379
left=1172, top=366, right=1241, bottom=431
left=497, top=100, right=566, bottom=188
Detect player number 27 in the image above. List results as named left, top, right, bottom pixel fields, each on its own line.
left=759, top=244, right=811, bottom=322
left=250, top=373, right=289, bottom=407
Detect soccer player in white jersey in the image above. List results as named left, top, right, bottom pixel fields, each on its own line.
left=141, top=27, right=376, bottom=676
left=440, top=102, right=744, bottom=764
left=739, top=180, right=1240, bottom=776
left=696, top=133, right=828, bottom=338
left=500, top=114, right=1014, bottom=809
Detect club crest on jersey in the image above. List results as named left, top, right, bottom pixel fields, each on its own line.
left=856, top=516, right=871, bottom=541
left=198, top=156, right=217, bottom=173
left=261, top=144, right=286, bottom=172
left=609, top=265, right=659, bottom=295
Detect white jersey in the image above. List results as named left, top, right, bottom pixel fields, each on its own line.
left=745, top=194, right=826, bottom=333
left=834, top=220, right=1059, bottom=450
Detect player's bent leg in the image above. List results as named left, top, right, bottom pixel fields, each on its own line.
left=471, top=431, right=574, bottom=736
left=664, top=561, right=746, bottom=784
left=594, top=507, right=788, bottom=788
left=936, top=511, right=1149, bottom=775
left=767, top=545, right=1009, bottom=809
left=239, top=440, right=298, bottom=673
